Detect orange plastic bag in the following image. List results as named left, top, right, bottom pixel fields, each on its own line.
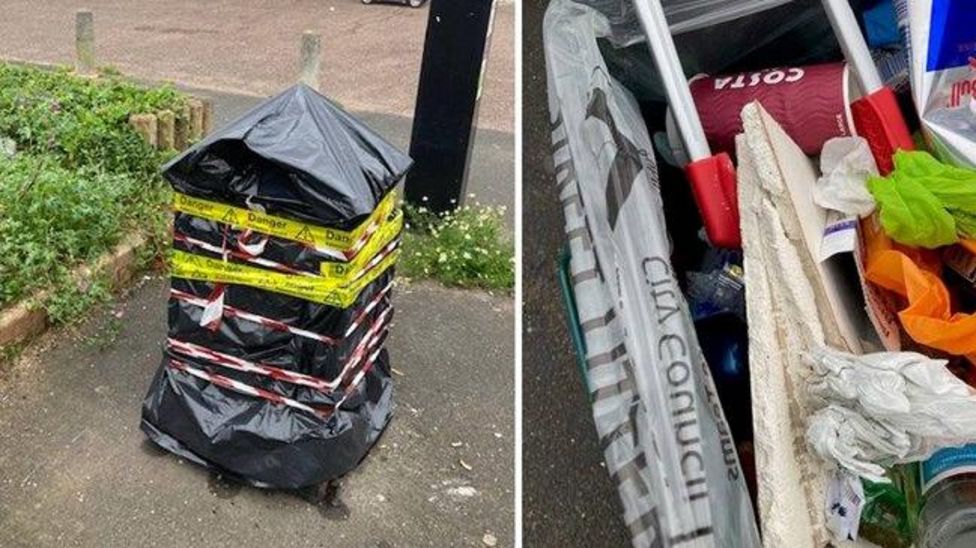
left=863, top=216, right=976, bottom=361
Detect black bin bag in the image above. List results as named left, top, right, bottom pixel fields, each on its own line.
left=141, top=84, right=412, bottom=489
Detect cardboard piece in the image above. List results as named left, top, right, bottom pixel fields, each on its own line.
left=739, top=101, right=882, bottom=547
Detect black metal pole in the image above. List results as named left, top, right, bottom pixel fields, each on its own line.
left=406, top=0, right=495, bottom=213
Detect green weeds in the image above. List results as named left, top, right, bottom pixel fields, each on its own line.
left=400, top=203, right=514, bottom=291
left=0, top=63, right=183, bottom=319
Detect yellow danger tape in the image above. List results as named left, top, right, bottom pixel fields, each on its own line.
left=170, top=249, right=399, bottom=308
left=319, top=209, right=403, bottom=277
left=172, top=190, right=398, bottom=252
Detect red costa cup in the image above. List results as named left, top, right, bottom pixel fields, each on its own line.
left=666, top=62, right=858, bottom=162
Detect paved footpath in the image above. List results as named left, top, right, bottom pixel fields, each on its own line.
left=0, top=276, right=514, bottom=548
left=0, top=0, right=513, bottom=133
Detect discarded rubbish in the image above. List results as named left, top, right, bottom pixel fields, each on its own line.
left=860, top=465, right=919, bottom=548
left=899, top=0, right=976, bottom=169
left=686, top=248, right=745, bottom=322
left=545, top=1, right=760, bottom=545
left=864, top=229, right=976, bottom=360
left=546, top=0, right=976, bottom=546
left=665, top=62, right=856, bottom=163
left=804, top=345, right=976, bottom=482
left=813, top=137, right=878, bottom=218
left=141, top=84, right=411, bottom=489
left=868, top=150, right=976, bottom=247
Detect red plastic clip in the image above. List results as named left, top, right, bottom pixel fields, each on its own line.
left=685, top=152, right=741, bottom=248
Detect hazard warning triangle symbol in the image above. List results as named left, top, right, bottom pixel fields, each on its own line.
left=221, top=209, right=239, bottom=225
left=294, top=225, right=315, bottom=243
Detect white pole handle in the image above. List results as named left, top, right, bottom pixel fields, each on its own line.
left=821, top=0, right=883, bottom=94
left=631, top=0, right=711, bottom=162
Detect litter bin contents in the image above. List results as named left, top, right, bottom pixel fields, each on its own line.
left=546, top=0, right=976, bottom=546
left=917, top=444, right=976, bottom=547
left=545, top=2, right=761, bottom=546
left=140, top=84, right=412, bottom=490
left=900, top=0, right=976, bottom=169
left=664, top=62, right=857, bottom=163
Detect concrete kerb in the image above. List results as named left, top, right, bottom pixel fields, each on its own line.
left=0, top=232, right=148, bottom=350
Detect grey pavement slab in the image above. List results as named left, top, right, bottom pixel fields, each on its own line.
left=0, top=277, right=513, bottom=547
left=182, top=85, right=514, bottom=227
left=521, top=0, right=630, bottom=545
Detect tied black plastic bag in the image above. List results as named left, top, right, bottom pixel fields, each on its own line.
left=141, top=84, right=411, bottom=490
left=163, top=84, right=413, bottom=228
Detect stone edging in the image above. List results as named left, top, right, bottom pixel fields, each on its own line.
left=0, top=232, right=148, bottom=348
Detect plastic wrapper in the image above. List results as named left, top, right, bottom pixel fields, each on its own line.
left=142, top=347, right=393, bottom=489
left=687, top=260, right=746, bottom=322
left=863, top=218, right=976, bottom=361
left=898, top=0, right=976, bottom=169
left=859, top=465, right=919, bottom=548
left=545, top=2, right=760, bottom=546
left=141, top=84, right=411, bottom=490
left=804, top=346, right=976, bottom=483
left=166, top=273, right=393, bottom=378
left=577, top=0, right=792, bottom=45
left=867, top=150, right=976, bottom=247
left=590, top=0, right=861, bottom=104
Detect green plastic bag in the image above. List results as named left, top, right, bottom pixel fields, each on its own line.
left=867, top=151, right=976, bottom=248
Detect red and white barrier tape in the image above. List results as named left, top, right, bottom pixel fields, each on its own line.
left=166, top=306, right=391, bottom=393
left=344, top=280, right=393, bottom=338
left=234, top=229, right=269, bottom=257
left=349, top=238, right=400, bottom=284
left=342, top=216, right=383, bottom=261
left=168, top=358, right=333, bottom=418
left=173, top=233, right=316, bottom=277
left=169, top=280, right=393, bottom=344
left=337, top=345, right=385, bottom=407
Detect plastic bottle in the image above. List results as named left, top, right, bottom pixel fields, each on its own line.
left=917, top=444, right=976, bottom=547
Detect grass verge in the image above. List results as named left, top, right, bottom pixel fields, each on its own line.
left=400, top=204, right=514, bottom=292
left=0, top=63, right=184, bottom=322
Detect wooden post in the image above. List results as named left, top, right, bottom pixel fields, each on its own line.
left=129, top=114, right=158, bottom=148
left=200, top=97, right=214, bottom=136
left=187, top=98, right=204, bottom=141
left=299, top=31, right=321, bottom=90
left=174, top=104, right=190, bottom=150
left=156, top=110, right=175, bottom=150
left=75, top=10, right=95, bottom=75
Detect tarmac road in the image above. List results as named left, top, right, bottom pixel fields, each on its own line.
left=0, top=0, right=513, bottom=133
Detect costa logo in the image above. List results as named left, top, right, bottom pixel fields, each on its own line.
left=713, top=68, right=805, bottom=90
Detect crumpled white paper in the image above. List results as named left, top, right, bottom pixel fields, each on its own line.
left=804, top=345, right=976, bottom=482
left=812, top=137, right=878, bottom=218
